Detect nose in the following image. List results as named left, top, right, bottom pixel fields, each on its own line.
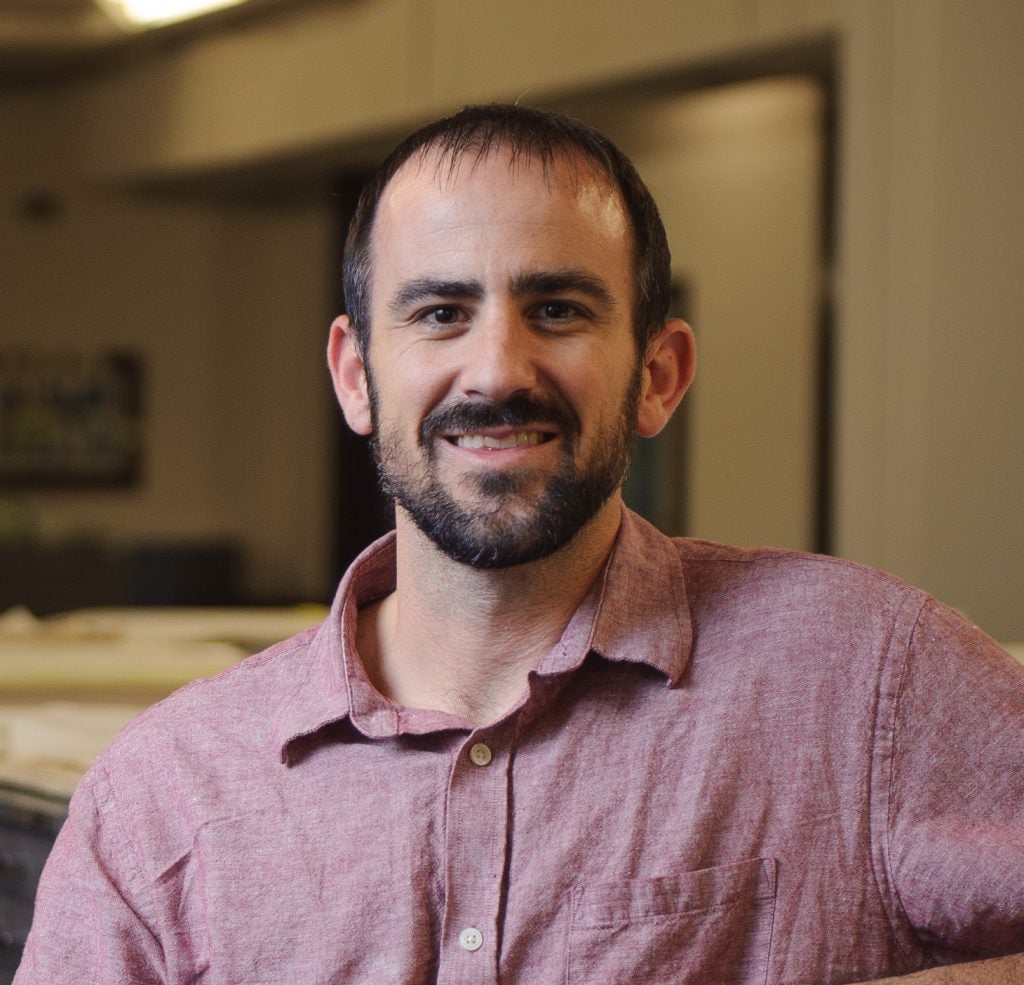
left=457, top=303, right=540, bottom=401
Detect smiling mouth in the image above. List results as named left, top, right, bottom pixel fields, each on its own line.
left=448, top=431, right=556, bottom=450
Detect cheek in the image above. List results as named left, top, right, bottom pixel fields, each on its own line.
left=572, top=359, right=639, bottom=428
left=368, top=361, right=448, bottom=437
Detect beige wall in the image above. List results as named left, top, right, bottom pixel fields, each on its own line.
left=584, top=78, right=824, bottom=552
left=3, top=0, right=1022, bottom=637
left=1, top=88, right=334, bottom=601
left=833, top=0, right=1024, bottom=637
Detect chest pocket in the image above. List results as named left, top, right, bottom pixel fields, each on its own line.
left=567, top=857, right=777, bottom=985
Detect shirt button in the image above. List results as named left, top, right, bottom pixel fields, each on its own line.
left=458, top=927, right=483, bottom=951
left=469, top=742, right=492, bottom=767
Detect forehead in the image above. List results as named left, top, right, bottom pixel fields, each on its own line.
left=369, top=146, right=632, bottom=294
left=383, top=143, right=623, bottom=215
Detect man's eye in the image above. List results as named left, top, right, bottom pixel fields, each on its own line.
left=538, top=301, right=579, bottom=321
left=420, top=307, right=463, bottom=325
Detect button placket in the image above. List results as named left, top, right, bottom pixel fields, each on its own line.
left=436, top=730, right=511, bottom=984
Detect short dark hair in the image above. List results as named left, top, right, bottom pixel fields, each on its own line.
left=342, top=103, right=672, bottom=356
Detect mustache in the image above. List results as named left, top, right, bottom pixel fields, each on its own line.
left=420, top=392, right=580, bottom=445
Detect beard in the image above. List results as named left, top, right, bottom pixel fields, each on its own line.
left=366, top=371, right=641, bottom=569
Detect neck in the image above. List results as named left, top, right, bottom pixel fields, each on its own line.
left=357, top=497, right=622, bottom=725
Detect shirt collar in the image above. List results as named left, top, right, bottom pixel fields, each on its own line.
left=275, top=507, right=692, bottom=761
left=531, top=506, right=693, bottom=685
left=273, top=533, right=397, bottom=761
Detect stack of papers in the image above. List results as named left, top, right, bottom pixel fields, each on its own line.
left=0, top=604, right=325, bottom=800
left=0, top=702, right=147, bottom=798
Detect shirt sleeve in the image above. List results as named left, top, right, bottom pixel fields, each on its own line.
left=14, top=763, right=166, bottom=985
left=887, top=597, right=1024, bottom=958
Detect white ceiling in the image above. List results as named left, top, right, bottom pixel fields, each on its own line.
left=0, top=0, right=285, bottom=80
left=0, top=0, right=126, bottom=77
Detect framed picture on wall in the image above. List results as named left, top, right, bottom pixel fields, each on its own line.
left=0, top=349, right=143, bottom=487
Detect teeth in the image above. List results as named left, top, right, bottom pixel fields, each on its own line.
left=455, top=432, right=544, bottom=449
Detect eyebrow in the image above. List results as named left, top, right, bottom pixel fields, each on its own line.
left=389, top=279, right=484, bottom=313
left=387, top=268, right=618, bottom=315
left=510, top=269, right=617, bottom=310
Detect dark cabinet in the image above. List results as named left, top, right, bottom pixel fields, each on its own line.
left=0, top=790, right=66, bottom=983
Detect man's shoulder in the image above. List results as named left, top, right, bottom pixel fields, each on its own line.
left=667, top=535, right=930, bottom=647
left=56, top=624, right=326, bottom=893
left=623, top=511, right=912, bottom=602
left=675, top=535, right=917, bottom=599
left=92, top=623, right=323, bottom=783
left=617, top=513, right=928, bottom=649
left=148, top=622, right=318, bottom=716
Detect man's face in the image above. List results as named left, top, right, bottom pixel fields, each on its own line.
left=362, top=147, right=643, bottom=568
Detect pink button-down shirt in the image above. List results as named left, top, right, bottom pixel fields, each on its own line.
left=16, top=510, right=1024, bottom=983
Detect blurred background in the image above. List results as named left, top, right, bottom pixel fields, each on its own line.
left=0, top=1, right=1021, bottom=972
left=1, top=0, right=1022, bottom=642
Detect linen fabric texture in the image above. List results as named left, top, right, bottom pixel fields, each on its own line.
left=15, top=509, right=1024, bottom=984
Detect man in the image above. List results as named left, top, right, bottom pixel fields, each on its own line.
left=16, top=105, right=1024, bottom=984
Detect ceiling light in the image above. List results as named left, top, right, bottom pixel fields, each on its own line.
left=95, top=0, right=249, bottom=29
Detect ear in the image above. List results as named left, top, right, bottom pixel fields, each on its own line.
left=327, top=315, right=373, bottom=435
left=636, top=319, right=696, bottom=438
